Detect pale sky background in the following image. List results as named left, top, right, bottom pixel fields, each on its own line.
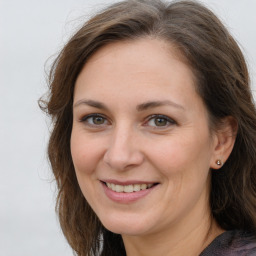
left=0, top=0, right=255, bottom=255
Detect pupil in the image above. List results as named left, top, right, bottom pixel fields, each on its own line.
left=94, top=117, right=104, bottom=124
left=155, top=118, right=167, bottom=126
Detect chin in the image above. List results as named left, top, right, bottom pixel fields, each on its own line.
left=99, top=213, right=152, bottom=236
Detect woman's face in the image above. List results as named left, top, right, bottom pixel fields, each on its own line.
left=71, top=38, right=219, bottom=237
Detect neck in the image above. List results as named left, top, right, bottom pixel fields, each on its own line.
left=122, top=212, right=224, bottom=256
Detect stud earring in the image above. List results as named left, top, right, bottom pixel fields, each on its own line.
left=216, top=160, right=223, bottom=166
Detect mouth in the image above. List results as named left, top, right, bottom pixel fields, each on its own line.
left=102, top=181, right=159, bottom=193
left=101, top=180, right=159, bottom=203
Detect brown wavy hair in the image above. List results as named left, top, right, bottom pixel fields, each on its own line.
left=39, top=0, right=256, bottom=255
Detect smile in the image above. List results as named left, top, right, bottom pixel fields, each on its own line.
left=101, top=181, right=159, bottom=203
left=106, top=183, right=154, bottom=193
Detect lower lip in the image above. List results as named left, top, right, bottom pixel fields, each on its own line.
left=102, top=183, right=156, bottom=203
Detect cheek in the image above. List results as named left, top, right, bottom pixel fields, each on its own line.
left=147, top=132, right=213, bottom=177
left=70, top=130, right=103, bottom=175
left=70, top=130, right=103, bottom=205
left=148, top=133, right=213, bottom=212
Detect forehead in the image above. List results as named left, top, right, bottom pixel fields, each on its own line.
left=84, top=38, right=189, bottom=74
left=87, top=38, right=180, bottom=63
left=74, top=38, right=201, bottom=111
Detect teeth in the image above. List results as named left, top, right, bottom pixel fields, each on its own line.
left=111, top=183, right=115, bottom=191
left=140, top=184, right=147, bottom=190
left=115, top=185, right=124, bottom=193
left=124, top=185, right=133, bottom=193
left=106, top=183, right=154, bottom=193
left=133, top=184, right=141, bottom=192
left=147, top=184, right=153, bottom=188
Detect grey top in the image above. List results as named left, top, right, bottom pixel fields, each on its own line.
left=200, top=230, right=256, bottom=256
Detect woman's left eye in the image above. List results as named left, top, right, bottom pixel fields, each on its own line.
left=146, top=115, right=176, bottom=128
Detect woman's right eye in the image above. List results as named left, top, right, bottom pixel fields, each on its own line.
left=80, top=114, right=109, bottom=126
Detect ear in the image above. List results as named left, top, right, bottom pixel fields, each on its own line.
left=210, top=116, right=238, bottom=170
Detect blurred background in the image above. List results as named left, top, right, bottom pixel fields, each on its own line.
left=0, top=0, right=255, bottom=255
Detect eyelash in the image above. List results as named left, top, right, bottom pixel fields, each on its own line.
left=79, top=113, right=176, bottom=128
left=80, top=114, right=110, bottom=126
left=144, top=114, right=176, bottom=128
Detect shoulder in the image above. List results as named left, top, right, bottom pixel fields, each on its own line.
left=200, top=230, right=256, bottom=256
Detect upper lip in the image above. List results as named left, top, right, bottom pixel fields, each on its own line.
left=101, top=179, right=159, bottom=186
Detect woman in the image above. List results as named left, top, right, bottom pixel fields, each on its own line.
left=40, top=0, right=256, bottom=255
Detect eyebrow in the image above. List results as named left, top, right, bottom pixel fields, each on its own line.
left=73, top=99, right=109, bottom=110
left=136, top=100, right=184, bottom=111
left=73, top=99, right=184, bottom=111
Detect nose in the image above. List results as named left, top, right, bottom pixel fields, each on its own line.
left=103, top=126, right=144, bottom=171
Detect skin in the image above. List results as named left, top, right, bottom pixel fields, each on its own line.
left=71, top=38, right=235, bottom=256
